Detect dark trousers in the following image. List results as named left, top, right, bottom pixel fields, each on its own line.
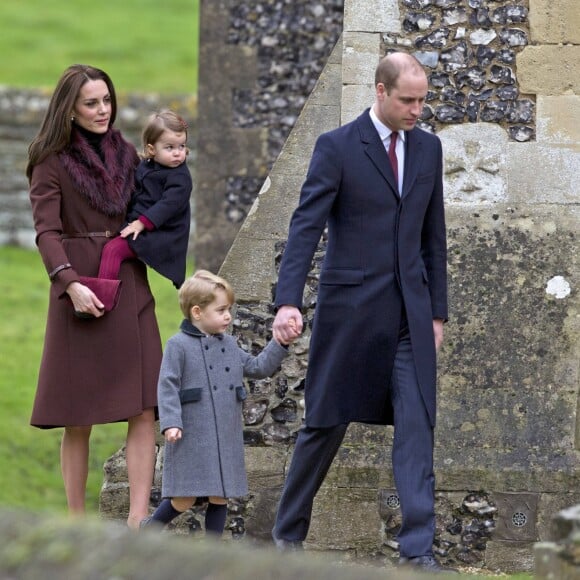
left=273, top=318, right=435, bottom=558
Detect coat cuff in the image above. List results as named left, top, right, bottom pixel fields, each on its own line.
left=51, top=265, right=80, bottom=298
left=138, top=215, right=155, bottom=231
left=48, top=262, right=72, bottom=280
left=160, top=422, right=183, bottom=434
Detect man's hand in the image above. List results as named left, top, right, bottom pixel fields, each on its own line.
left=273, top=305, right=303, bottom=345
left=433, top=318, right=444, bottom=351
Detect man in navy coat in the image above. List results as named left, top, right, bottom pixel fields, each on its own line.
left=272, top=52, right=452, bottom=573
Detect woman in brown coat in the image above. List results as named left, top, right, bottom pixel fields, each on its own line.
left=27, top=64, right=163, bottom=529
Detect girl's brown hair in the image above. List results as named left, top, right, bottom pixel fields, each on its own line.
left=142, top=109, right=188, bottom=157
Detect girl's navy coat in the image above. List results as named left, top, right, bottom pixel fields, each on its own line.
left=158, top=320, right=288, bottom=499
left=127, top=159, right=192, bottom=288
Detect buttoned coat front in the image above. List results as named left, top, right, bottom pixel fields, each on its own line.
left=29, top=129, right=162, bottom=428
left=158, top=320, right=288, bottom=499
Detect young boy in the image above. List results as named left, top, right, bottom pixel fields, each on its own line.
left=141, top=270, right=293, bottom=536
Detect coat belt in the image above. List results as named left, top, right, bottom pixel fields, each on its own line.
left=61, top=231, right=118, bottom=239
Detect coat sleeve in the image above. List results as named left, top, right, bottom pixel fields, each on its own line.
left=239, top=339, right=288, bottom=379
left=140, top=165, right=192, bottom=228
left=29, top=156, right=80, bottom=296
left=420, top=136, right=448, bottom=321
left=157, top=336, right=185, bottom=433
left=274, top=132, right=342, bottom=309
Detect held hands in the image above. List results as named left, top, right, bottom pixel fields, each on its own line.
left=164, top=427, right=182, bottom=443
left=66, top=280, right=105, bottom=318
left=120, top=219, right=145, bottom=240
left=273, top=305, right=303, bottom=346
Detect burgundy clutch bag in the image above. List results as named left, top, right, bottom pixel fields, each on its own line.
left=77, top=276, right=122, bottom=312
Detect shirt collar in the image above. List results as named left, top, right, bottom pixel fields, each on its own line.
left=369, top=106, right=405, bottom=145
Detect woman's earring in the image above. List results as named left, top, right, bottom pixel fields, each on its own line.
left=71, top=116, right=75, bottom=122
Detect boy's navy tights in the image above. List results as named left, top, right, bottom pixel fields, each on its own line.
left=205, top=502, right=228, bottom=535
left=146, top=498, right=227, bottom=535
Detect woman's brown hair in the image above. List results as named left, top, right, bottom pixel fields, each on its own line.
left=26, top=64, right=117, bottom=180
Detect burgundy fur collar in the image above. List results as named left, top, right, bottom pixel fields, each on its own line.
left=59, top=127, right=138, bottom=216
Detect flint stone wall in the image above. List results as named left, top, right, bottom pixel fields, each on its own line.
left=100, top=0, right=579, bottom=574
left=0, top=89, right=196, bottom=249
left=194, top=0, right=345, bottom=272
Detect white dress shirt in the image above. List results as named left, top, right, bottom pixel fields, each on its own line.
left=369, top=106, right=405, bottom=194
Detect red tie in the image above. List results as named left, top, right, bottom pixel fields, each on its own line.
left=388, top=131, right=398, bottom=189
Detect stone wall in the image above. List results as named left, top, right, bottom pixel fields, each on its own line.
left=194, top=0, right=344, bottom=272
left=0, top=88, right=196, bottom=248
left=534, top=505, right=580, bottom=579
left=344, top=0, right=535, bottom=139
left=100, top=0, right=579, bottom=574
left=218, top=0, right=579, bottom=573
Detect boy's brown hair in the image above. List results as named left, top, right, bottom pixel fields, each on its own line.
left=178, top=270, right=235, bottom=320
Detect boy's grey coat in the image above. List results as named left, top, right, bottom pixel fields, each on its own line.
left=158, top=319, right=288, bottom=499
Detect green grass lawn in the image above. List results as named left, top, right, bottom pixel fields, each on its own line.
left=0, top=0, right=198, bottom=516
left=0, top=246, right=189, bottom=514
left=0, top=0, right=199, bottom=94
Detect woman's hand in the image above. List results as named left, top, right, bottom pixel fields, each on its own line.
left=66, top=281, right=105, bottom=318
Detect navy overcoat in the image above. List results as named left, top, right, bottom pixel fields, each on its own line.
left=275, top=109, right=448, bottom=428
left=127, top=159, right=192, bottom=288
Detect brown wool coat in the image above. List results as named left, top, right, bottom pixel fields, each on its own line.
left=29, top=133, right=162, bottom=428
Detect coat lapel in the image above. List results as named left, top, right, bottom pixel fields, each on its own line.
left=357, top=111, right=399, bottom=197
left=401, top=127, right=423, bottom=199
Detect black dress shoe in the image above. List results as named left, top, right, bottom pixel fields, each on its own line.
left=272, top=533, right=304, bottom=552
left=399, top=555, right=458, bottom=574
